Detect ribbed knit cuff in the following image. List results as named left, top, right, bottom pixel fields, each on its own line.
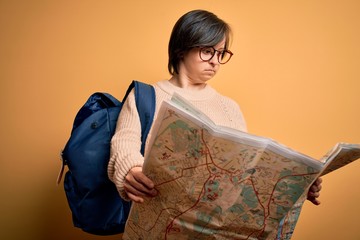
left=108, top=151, right=144, bottom=201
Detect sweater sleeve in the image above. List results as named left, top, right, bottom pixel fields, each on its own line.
left=107, top=90, right=144, bottom=200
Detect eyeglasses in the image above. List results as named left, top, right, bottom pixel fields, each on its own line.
left=198, top=46, right=233, bottom=64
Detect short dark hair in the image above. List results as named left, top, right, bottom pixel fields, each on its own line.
left=168, top=10, right=232, bottom=75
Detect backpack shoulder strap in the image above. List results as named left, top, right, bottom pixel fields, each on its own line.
left=122, top=80, right=156, bottom=155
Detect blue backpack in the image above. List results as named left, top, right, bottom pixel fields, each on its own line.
left=58, top=80, right=155, bottom=235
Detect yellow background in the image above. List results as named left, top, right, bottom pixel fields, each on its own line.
left=1, top=0, right=359, bottom=239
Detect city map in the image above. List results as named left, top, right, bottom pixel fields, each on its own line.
left=122, top=94, right=360, bottom=240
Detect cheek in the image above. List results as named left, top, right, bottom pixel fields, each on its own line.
left=184, top=58, right=202, bottom=72
left=186, top=51, right=201, bottom=65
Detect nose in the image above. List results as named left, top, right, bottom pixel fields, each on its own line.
left=208, top=54, right=219, bottom=65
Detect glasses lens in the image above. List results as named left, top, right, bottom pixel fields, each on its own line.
left=200, top=47, right=215, bottom=61
left=218, top=50, right=232, bottom=64
left=219, top=51, right=231, bottom=64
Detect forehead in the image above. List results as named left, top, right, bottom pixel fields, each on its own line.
left=213, top=38, right=226, bottom=49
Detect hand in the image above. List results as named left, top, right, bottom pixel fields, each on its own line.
left=123, top=166, right=158, bottom=203
left=307, top=177, right=322, bottom=205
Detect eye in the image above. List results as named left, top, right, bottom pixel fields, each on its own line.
left=201, top=48, right=214, bottom=55
left=219, top=50, right=229, bottom=59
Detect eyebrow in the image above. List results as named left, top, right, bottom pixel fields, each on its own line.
left=215, top=47, right=226, bottom=52
left=213, top=45, right=226, bottom=51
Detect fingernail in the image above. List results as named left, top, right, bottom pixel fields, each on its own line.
left=152, top=189, right=158, bottom=196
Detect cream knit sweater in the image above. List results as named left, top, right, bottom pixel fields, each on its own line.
left=108, top=80, right=247, bottom=200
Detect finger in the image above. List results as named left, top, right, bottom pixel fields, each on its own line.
left=310, top=184, right=321, bottom=192
left=132, top=171, right=155, bottom=189
left=316, top=177, right=323, bottom=184
left=308, top=184, right=321, bottom=196
left=314, top=178, right=322, bottom=188
left=310, top=197, right=321, bottom=205
left=307, top=192, right=321, bottom=205
left=123, top=180, right=149, bottom=198
left=126, top=191, right=144, bottom=203
left=310, top=181, right=322, bottom=192
left=125, top=173, right=157, bottom=196
left=128, top=169, right=157, bottom=194
left=308, top=191, right=320, bottom=198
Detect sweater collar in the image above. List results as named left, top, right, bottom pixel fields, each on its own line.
left=156, top=80, right=217, bottom=101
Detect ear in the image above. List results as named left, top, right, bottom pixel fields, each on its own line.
left=178, top=51, right=185, bottom=59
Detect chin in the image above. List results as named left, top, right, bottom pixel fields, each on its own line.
left=203, top=74, right=216, bottom=80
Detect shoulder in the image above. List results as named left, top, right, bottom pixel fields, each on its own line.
left=212, top=89, right=241, bottom=112
left=219, top=94, right=240, bottom=109
left=215, top=91, right=248, bottom=132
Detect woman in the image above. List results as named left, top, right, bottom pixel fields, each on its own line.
left=107, top=9, right=322, bottom=206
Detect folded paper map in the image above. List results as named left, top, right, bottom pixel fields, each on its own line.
left=122, top=93, right=360, bottom=240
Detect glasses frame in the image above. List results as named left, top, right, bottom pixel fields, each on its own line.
left=198, top=46, right=233, bottom=64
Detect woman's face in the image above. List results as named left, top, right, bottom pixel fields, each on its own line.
left=178, top=38, right=226, bottom=84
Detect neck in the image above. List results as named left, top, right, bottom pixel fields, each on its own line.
left=169, top=75, right=207, bottom=90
